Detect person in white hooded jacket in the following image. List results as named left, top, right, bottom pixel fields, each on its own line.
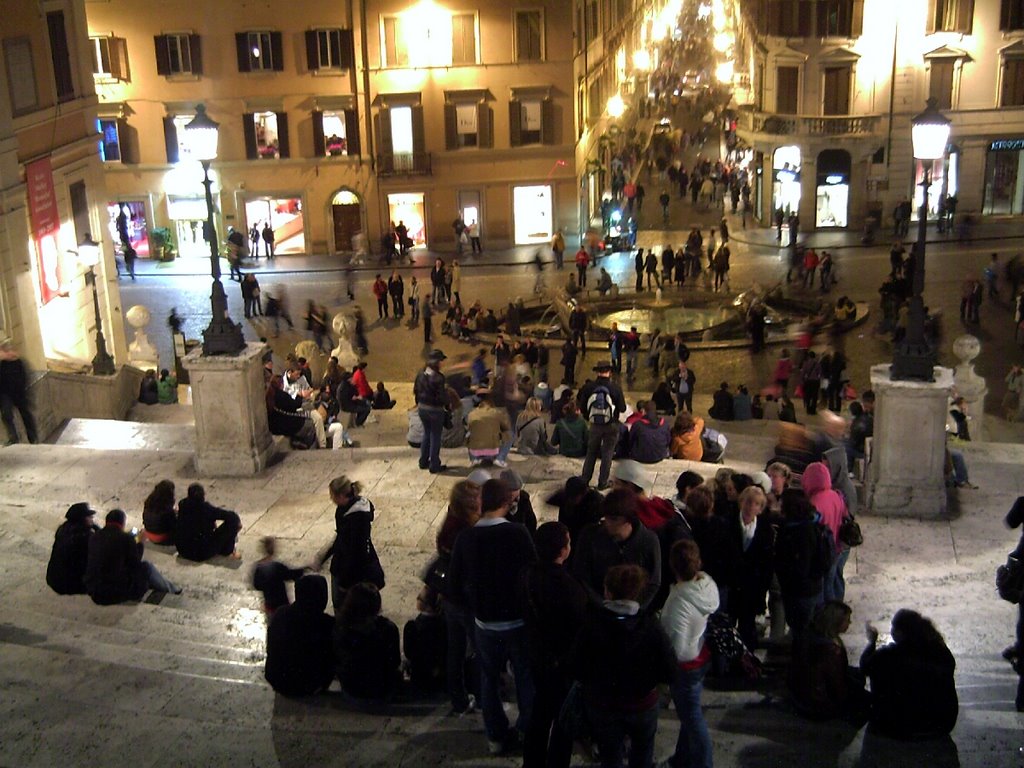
left=660, top=539, right=720, bottom=768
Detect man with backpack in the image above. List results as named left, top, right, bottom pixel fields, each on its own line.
left=576, top=361, right=627, bottom=490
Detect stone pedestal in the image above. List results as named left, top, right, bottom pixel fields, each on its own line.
left=867, top=363, right=954, bottom=518
left=952, top=334, right=987, bottom=442
left=182, top=342, right=276, bottom=476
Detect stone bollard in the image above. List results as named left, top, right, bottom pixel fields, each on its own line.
left=952, top=334, right=988, bottom=442
left=125, top=304, right=159, bottom=371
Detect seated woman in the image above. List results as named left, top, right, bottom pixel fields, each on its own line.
left=46, top=502, right=100, bottom=595
left=402, top=586, right=448, bottom=694
left=266, top=375, right=335, bottom=449
left=552, top=401, right=588, bottom=457
left=175, top=483, right=242, bottom=562
left=142, top=479, right=177, bottom=545
left=157, top=369, right=178, bottom=404
left=372, top=381, right=397, bottom=410
left=670, top=411, right=704, bottom=461
left=860, top=609, right=958, bottom=738
left=334, top=582, right=402, bottom=700
left=138, top=369, right=158, bottom=405
left=515, top=397, right=554, bottom=455
left=790, top=600, right=867, bottom=720
left=651, top=381, right=676, bottom=415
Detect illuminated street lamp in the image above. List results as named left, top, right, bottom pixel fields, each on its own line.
left=76, top=233, right=116, bottom=376
left=891, top=98, right=951, bottom=382
left=183, top=104, right=245, bottom=356
left=607, top=93, right=626, bottom=119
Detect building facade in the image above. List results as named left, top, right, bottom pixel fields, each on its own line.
left=2, top=0, right=125, bottom=371
left=733, top=0, right=1024, bottom=231
left=82, top=0, right=576, bottom=260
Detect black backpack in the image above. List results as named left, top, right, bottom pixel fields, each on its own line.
left=586, top=384, right=614, bottom=425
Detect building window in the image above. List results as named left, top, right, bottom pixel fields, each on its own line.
left=822, top=66, right=851, bottom=115
left=767, top=1, right=813, bottom=37
left=930, top=0, right=974, bottom=33
left=3, top=37, right=38, bottom=115
left=305, top=29, right=353, bottom=71
left=235, top=31, right=283, bottom=72
left=313, top=108, right=361, bottom=156
left=815, top=1, right=864, bottom=37
left=90, top=36, right=129, bottom=81
left=98, top=118, right=121, bottom=162
left=375, top=102, right=428, bottom=173
left=155, top=34, right=201, bottom=76
left=451, top=14, right=477, bottom=65
left=382, top=16, right=409, bottom=67
left=776, top=66, right=799, bottom=114
left=514, top=10, right=543, bottom=61
left=509, top=98, right=554, bottom=146
left=929, top=59, right=955, bottom=110
left=243, top=111, right=290, bottom=159
left=585, top=0, right=598, bottom=43
left=46, top=10, right=75, bottom=102
left=1001, top=0, right=1024, bottom=30
left=1002, top=58, right=1024, bottom=106
left=444, top=102, right=493, bottom=149
left=161, top=114, right=196, bottom=163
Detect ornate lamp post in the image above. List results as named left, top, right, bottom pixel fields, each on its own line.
left=183, top=104, right=246, bottom=356
left=76, top=233, right=116, bottom=375
left=890, top=98, right=951, bottom=382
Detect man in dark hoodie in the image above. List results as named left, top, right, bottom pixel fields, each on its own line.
left=84, top=509, right=181, bottom=604
left=264, top=574, right=335, bottom=696
left=628, top=400, right=672, bottom=463
left=449, top=479, right=538, bottom=755
left=46, top=502, right=100, bottom=595
left=773, top=489, right=829, bottom=655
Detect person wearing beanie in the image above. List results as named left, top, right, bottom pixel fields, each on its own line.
left=264, top=574, right=335, bottom=696
left=572, top=489, right=661, bottom=610
left=84, top=509, right=181, bottom=604
left=46, top=503, right=100, bottom=595
left=546, top=477, right=603, bottom=548
left=499, top=468, right=537, bottom=533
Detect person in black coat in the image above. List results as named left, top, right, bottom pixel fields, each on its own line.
left=175, top=483, right=242, bottom=562
left=1005, top=496, right=1024, bottom=711
left=860, top=609, right=958, bottom=738
left=46, top=502, right=100, bottom=595
left=569, top=564, right=677, bottom=768
left=265, top=375, right=316, bottom=447
left=729, top=486, right=775, bottom=651
left=403, top=586, right=448, bottom=694
left=334, top=582, right=402, bottom=699
left=774, top=489, right=828, bottom=654
left=500, top=468, right=538, bottom=533
left=520, top=522, right=588, bottom=768
left=546, top=476, right=603, bottom=550
left=709, top=381, right=735, bottom=421
left=315, top=476, right=385, bottom=612
left=264, top=574, right=335, bottom=696
left=84, top=509, right=180, bottom=604
left=0, top=341, right=38, bottom=444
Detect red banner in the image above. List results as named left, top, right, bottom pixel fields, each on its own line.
left=26, top=157, right=62, bottom=305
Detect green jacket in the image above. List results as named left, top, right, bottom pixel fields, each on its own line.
left=157, top=375, right=178, bottom=404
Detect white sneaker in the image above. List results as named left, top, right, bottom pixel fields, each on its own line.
left=494, top=459, right=508, bottom=468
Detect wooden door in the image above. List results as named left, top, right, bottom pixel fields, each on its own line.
left=332, top=204, right=361, bottom=251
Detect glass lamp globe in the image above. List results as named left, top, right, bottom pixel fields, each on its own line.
left=911, top=98, right=951, bottom=161
left=184, top=104, right=220, bottom=162
left=78, top=233, right=101, bottom=268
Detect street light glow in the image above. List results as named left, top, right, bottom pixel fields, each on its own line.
left=607, top=93, right=626, bottom=118
left=633, top=50, right=652, bottom=71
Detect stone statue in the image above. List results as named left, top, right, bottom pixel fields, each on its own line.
left=125, top=304, right=158, bottom=370
left=331, top=312, right=360, bottom=369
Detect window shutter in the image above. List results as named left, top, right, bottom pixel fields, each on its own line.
left=344, top=108, right=360, bottom=155
left=411, top=104, right=426, bottom=170
left=154, top=35, right=171, bottom=76
left=117, top=118, right=133, bottom=164
left=376, top=107, right=393, bottom=156
left=927, top=0, right=938, bottom=33
left=960, top=0, right=974, bottom=33
left=271, top=32, right=284, bottom=71
left=851, top=0, right=864, bottom=36
left=339, top=30, right=354, bottom=69
left=305, top=30, right=319, bottom=71
left=444, top=104, right=458, bottom=150
left=477, top=102, right=492, bottom=148
left=509, top=100, right=523, bottom=146
left=163, top=116, right=179, bottom=163
left=190, top=34, right=202, bottom=75
left=235, top=33, right=251, bottom=72
left=541, top=98, right=555, bottom=145
left=276, top=112, right=290, bottom=158
left=798, top=1, right=813, bottom=36
left=109, top=37, right=128, bottom=81
left=313, top=110, right=326, bottom=155
left=243, top=113, right=258, bottom=159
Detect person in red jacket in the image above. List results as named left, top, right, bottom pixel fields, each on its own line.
left=803, top=248, right=820, bottom=290
left=575, top=247, right=590, bottom=287
left=372, top=274, right=389, bottom=319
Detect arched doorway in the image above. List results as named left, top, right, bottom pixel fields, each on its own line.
left=815, top=149, right=851, bottom=228
left=330, top=189, right=363, bottom=252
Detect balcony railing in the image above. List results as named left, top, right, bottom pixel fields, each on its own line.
left=738, top=111, right=880, bottom=137
left=376, top=152, right=432, bottom=176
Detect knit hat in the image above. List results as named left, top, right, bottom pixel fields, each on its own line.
left=65, top=502, right=96, bottom=522
left=467, top=468, right=492, bottom=486
left=612, top=460, right=651, bottom=495
left=499, top=468, right=524, bottom=490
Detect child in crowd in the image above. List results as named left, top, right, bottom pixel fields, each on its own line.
left=252, top=536, right=306, bottom=615
left=402, top=586, right=448, bottom=694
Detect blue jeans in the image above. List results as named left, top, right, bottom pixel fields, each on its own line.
left=141, top=560, right=177, bottom=594
left=474, top=624, right=535, bottom=742
left=586, top=700, right=659, bottom=768
left=670, top=661, right=713, bottom=768
left=418, top=407, right=445, bottom=471
left=825, top=547, right=851, bottom=603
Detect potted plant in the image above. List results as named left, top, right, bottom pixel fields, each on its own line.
left=150, top=227, right=176, bottom=262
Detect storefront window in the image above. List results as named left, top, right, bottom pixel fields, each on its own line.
left=106, top=201, right=150, bottom=257
left=914, top=158, right=949, bottom=218
left=772, top=145, right=801, bottom=218
left=387, top=193, right=426, bottom=247
left=983, top=140, right=1024, bottom=215
left=245, top=197, right=305, bottom=254
left=513, top=184, right=553, bottom=244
